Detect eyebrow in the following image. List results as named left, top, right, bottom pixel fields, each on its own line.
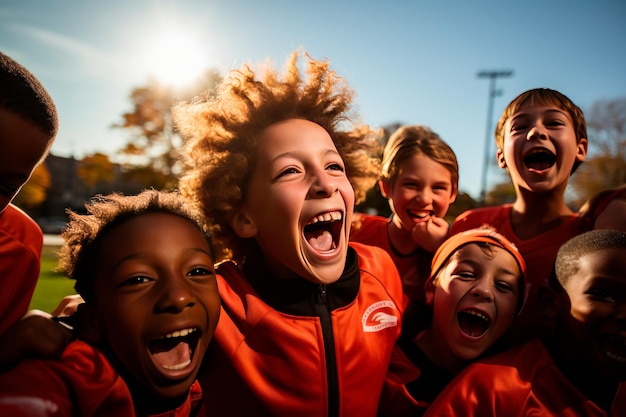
left=108, top=247, right=213, bottom=274
left=511, top=108, right=568, bottom=119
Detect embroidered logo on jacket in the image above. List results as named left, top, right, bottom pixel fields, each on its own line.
left=362, top=300, right=399, bottom=332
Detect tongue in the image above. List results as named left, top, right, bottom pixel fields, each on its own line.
left=151, top=340, right=191, bottom=369
left=307, top=229, right=333, bottom=251
left=527, top=160, right=552, bottom=171
left=458, top=314, right=488, bottom=337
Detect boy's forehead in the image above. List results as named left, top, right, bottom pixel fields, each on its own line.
left=509, top=104, right=570, bottom=119
left=566, top=248, right=626, bottom=288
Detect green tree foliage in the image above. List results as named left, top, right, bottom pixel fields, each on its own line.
left=13, top=164, right=51, bottom=209
left=112, top=69, right=223, bottom=190
left=570, top=97, right=626, bottom=207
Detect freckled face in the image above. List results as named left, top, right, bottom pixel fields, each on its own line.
left=561, top=248, right=626, bottom=380
left=236, top=119, right=355, bottom=284
left=383, top=153, right=456, bottom=232
left=91, top=213, right=220, bottom=401
left=429, top=244, right=521, bottom=360
left=499, top=105, right=586, bottom=194
left=0, top=110, right=50, bottom=212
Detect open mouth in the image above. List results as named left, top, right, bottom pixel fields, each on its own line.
left=600, top=334, right=626, bottom=365
left=408, top=209, right=432, bottom=221
left=523, top=148, right=556, bottom=171
left=304, top=211, right=343, bottom=252
left=457, top=310, right=490, bottom=337
left=148, top=327, right=201, bottom=371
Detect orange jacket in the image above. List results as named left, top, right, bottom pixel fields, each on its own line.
left=0, top=204, right=43, bottom=334
left=424, top=339, right=626, bottom=417
left=0, top=339, right=204, bottom=417
left=199, top=243, right=404, bottom=417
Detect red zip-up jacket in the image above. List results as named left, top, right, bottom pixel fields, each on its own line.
left=198, top=242, right=404, bottom=417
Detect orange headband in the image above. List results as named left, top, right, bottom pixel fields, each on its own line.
left=429, top=227, right=526, bottom=286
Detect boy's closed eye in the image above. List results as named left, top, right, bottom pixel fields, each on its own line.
left=494, top=279, right=516, bottom=294
left=452, top=271, right=477, bottom=281
left=586, top=288, right=618, bottom=303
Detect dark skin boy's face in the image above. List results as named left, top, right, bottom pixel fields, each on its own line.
left=561, top=247, right=626, bottom=381
left=0, top=109, right=50, bottom=212
left=88, top=213, right=220, bottom=407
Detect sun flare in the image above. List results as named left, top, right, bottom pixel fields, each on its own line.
left=141, top=30, right=209, bottom=88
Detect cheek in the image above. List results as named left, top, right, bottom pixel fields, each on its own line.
left=496, top=294, right=519, bottom=323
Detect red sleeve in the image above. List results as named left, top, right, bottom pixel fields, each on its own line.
left=0, top=340, right=134, bottom=417
left=0, top=204, right=43, bottom=334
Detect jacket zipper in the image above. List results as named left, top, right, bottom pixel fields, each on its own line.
left=317, top=284, right=339, bottom=417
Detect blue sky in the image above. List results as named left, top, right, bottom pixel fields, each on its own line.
left=2, top=0, right=625, bottom=199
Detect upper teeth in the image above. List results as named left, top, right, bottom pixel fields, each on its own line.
left=163, top=328, right=196, bottom=339
left=465, top=311, right=488, bottom=322
left=308, top=211, right=342, bottom=225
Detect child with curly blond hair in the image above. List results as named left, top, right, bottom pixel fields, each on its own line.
left=174, top=49, right=404, bottom=417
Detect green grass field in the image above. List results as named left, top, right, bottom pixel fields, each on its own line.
left=29, top=244, right=77, bottom=313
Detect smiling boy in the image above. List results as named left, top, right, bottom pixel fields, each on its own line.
left=379, top=227, right=525, bottom=416
left=423, top=229, right=626, bottom=417
left=174, top=50, right=404, bottom=417
left=450, top=88, right=588, bottom=347
left=0, top=190, right=220, bottom=416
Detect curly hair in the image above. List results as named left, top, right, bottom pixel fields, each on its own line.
left=381, top=125, right=459, bottom=196
left=554, top=229, right=626, bottom=288
left=174, top=49, right=381, bottom=262
left=56, top=189, right=212, bottom=302
left=495, top=88, right=587, bottom=174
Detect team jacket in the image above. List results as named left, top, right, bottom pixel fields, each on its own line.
left=0, top=204, right=43, bottom=334
left=0, top=339, right=204, bottom=417
left=450, top=204, right=582, bottom=345
left=423, top=339, right=626, bottom=417
left=199, top=242, right=404, bottom=417
left=350, top=213, right=433, bottom=308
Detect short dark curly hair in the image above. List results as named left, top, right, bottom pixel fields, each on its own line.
left=174, top=49, right=382, bottom=262
left=56, top=189, right=212, bottom=302
left=554, top=229, right=626, bottom=287
left=0, top=52, right=58, bottom=146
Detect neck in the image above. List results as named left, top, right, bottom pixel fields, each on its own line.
left=387, top=216, right=419, bottom=256
left=544, top=333, right=619, bottom=412
left=510, top=188, right=575, bottom=239
left=415, top=329, right=468, bottom=374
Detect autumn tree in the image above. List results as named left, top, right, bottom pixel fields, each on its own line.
left=13, top=164, right=51, bottom=209
left=570, top=97, right=626, bottom=207
left=77, top=152, right=115, bottom=188
left=113, top=69, right=222, bottom=189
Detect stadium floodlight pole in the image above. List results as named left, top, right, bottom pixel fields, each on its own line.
left=477, top=69, right=513, bottom=205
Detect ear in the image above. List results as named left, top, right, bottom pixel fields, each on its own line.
left=424, top=278, right=436, bottom=306
left=496, top=148, right=507, bottom=169
left=76, top=303, right=104, bottom=345
left=575, top=138, right=588, bottom=164
left=230, top=209, right=258, bottom=238
left=449, top=190, right=458, bottom=205
left=379, top=178, right=391, bottom=199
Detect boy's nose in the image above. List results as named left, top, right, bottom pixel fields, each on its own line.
left=469, top=283, right=493, bottom=302
left=309, top=174, right=338, bottom=197
left=526, top=125, right=548, bottom=141
left=155, top=278, right=196, bottom=313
